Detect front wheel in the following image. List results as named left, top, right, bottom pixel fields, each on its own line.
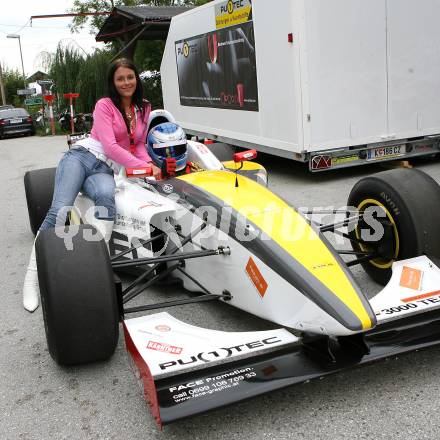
left=36, top=225, right=119, bottom=365
left=347, top=169, right=440, bottom=285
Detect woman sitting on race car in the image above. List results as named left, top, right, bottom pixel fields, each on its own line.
left=22, top=58, right=160, bottom=313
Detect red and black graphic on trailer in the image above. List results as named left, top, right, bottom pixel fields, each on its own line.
left=175, top=21, right=259, bottom=111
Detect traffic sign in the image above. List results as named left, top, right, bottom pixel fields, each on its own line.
left=18, top=88, right=36, bottom=96
left=43, top=94, right=55, bottom=102
left=63, top=93, right=80, bottom=98
left=25, top=97, right=43, bottom=106
left=37, top=80, right=53, bottom=86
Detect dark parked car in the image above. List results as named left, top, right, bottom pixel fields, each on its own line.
left=0, top=108, right=35, bottom=139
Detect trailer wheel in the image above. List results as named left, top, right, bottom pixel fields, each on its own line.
left=24, top=168, right=56, bottom=235
left=347, top=169, right=440, bottom=285
left=36, top=225, right=119, bottom=366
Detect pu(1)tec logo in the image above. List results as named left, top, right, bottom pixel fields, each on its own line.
left=159, top=336, right=282, bottom=370
left=221, top=0, right=244, bottom=14
left=177, top=41, right=197, bottom=58
left=183, top=42, right=189, bottom=57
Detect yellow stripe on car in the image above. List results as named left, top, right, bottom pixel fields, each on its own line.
left=222, top=160, right=266, bottom=171
left=178, top=170, right=373, bottom=330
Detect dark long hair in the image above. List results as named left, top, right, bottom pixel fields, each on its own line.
left=107, top=58, right=147, bottom=131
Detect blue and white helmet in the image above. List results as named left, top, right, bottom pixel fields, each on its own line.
left=147, top=122, right=187, bottom=171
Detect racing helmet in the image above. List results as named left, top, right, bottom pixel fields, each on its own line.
left=147, top=122, right=187, bottom=171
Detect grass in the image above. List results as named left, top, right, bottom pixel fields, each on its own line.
left=35, top=121, right=66, bottom=136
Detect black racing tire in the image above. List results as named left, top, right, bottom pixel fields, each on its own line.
left=36, top=225, right=119, bottom=366
left=207, top=142, right=236, bottom=162
left=24, top=168, right=56, bottom=235
left=347, top=168, right=440, bottom=285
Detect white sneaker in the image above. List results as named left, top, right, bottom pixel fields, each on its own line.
left=23, top=236, right=39, bottom=313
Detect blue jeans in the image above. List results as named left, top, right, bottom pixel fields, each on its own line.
left=39, top=147, right=116, bottom=231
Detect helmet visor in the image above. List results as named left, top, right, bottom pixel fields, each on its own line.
left=152, top=142, right=187, bottom=158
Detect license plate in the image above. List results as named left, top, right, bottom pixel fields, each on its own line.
left=10, top=118, right=22, bottom=124
left=367, top=145, right=405, bottom=160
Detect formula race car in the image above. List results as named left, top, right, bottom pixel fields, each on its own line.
left=24, top=116, right=440, bottom=428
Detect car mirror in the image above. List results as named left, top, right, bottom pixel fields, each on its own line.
left=126, top=167, right=153, bottom=178
left=233, top=149, right=257, bottom=163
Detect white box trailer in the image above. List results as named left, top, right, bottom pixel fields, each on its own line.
left=161, top=0, right=440, bottom=171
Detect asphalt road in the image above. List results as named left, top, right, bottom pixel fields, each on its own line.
left=1, top=134, right=440, bottom=440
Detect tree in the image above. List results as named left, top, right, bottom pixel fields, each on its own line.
left=70, top=0, right=116, bottom=34
left=2, top=68, right=25, bottom=107
left=50, top=45, right=83, bottom=98
left=48, top=44, right=116, bottom=113
left=134, top=40, right=165, bottom=72
left=57, top=0, right=213, bottom=110
left=70, top=0, right=212, bottom=33
left=48, top=44, right=165, bottom=111
left=68, top=0, right=212, bottom=109
left=76, top=49, right=115, bottom=112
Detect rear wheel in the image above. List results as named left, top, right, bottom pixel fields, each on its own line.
left=36, top=225, right=119, bottom=366
left=24, top=168, right=56, bottom=235
left=347, top=169, right=440, bottom=285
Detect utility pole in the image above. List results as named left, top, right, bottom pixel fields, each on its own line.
left=0, top=62, right=6, bottom=105
left=7, top=34, right=26, bottom=86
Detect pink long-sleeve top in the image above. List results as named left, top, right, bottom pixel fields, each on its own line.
left=90, top=97, right=152, bottom=168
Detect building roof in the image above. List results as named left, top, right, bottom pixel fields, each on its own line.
left=26, top=71, right=49, bottom=82
left=96, top=5, right=192, bottom=42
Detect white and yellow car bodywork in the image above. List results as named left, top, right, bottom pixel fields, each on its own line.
left=65, top=140, right=440, bottom=426
left=71, top=140, right=379, bottom=336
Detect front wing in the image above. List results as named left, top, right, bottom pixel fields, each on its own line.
left=124, top=304, right=440, bottom=428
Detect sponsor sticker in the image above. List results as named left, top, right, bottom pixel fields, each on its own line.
left=375, top=291, right=440, bottom=318
left=215, top=0, right=252, bottom=29
left=401, top=290, right=440, bottom=304
left=125, top=312, right=299, bottom=377
left=245, top=257, right=268, bottom=298
left=399, top=266, right=423, bottom=291
left=158, top=336, right=282, bottom=371
left=174, top=22, right=258, bottom=112
left=195, top=143, right=210, bottom=154
left=163, top=367, right=257, bottom=405
left=312, top=262, right=335, bottom=270
left=162, top=184, right=174, bottom=194
left=147, top=341, right=183, bottom=355
left=138, top=201, right=162, bottom=210
left=332, top=154, right=358, bottom=166
left=155, top=325, right=171, bottom=332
